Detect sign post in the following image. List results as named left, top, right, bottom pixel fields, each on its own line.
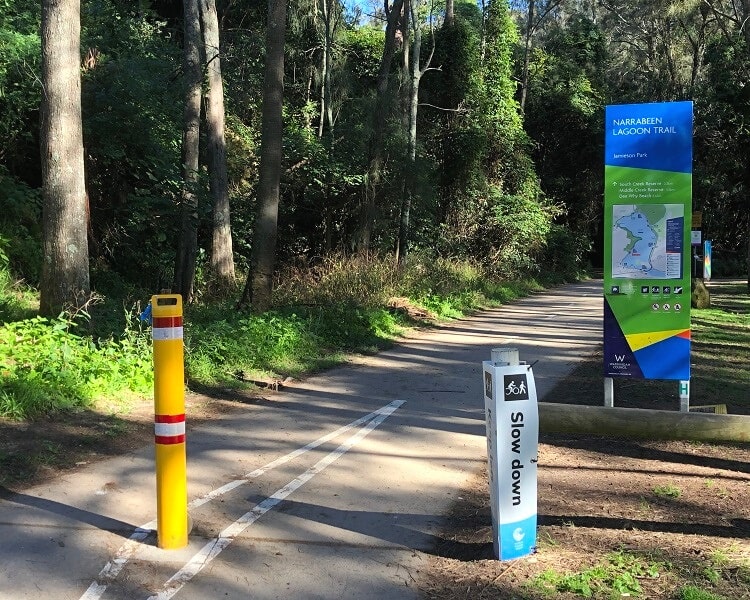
left=603, top=101, right=693, bottom=396
left=483, top=348, right=538, bottom=561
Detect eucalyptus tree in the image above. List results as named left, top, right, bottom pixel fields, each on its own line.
left=598, top=0, right=712, bottom=100
left=360, top=0, right=405, bottom=253
left=174, top=0, right=202, bottom=302
left=696, top=0, right=750, bottom=287
left=523, top=13, right=606, bottom=256
left=510, top=0, right=566, bottom=113
left=241, top=0, right=288, bottom=311
left=39, top=0, right=90, bottom=316
left=316, top=0, right=344, bottom=138
left=201, top=0, right=236, bottom=287
left=396, top=0, right=436, bottom=263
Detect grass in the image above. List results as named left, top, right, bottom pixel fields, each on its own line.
left=689, top=280, right=750, bottom=412
left=523, top=520, right=750, bottom=599
left=528, top=549, right=666, bottom=598
left=652, top=483, right=682, bottom=499
left=676, top=586, right=729, bottom=600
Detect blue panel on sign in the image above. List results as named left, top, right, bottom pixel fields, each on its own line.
left=605, top=101, right=693, bottom=173
left=634, top=335, right=691, bottom=380
left=499, top=514, right=537, bottom=560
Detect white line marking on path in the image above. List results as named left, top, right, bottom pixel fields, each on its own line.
left=78, top=400, right=404, bottom=600
left=190, top=400, right=403, bottom=508
left=147, top=400, right=405, bottom=600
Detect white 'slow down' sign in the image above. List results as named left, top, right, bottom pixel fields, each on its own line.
left=482, top=360, right=539, bottom=560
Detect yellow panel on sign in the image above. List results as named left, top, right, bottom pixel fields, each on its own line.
left=625, top=329, right=687, bottom=352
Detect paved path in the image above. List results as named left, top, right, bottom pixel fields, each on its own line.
left=0, top=281, right=603, bottom=599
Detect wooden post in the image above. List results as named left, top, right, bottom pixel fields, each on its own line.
left=539, top=403, right=750, bottom=443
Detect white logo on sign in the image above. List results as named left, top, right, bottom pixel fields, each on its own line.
left=614, top=354, right=626, bottom=362
left=513, top=527, right=525, bottom=542
left=506, top=380, right=527, bottom=396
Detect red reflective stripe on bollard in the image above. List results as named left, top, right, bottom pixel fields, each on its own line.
left=155, top=413, right=186, bottom=424
left=155, top=434, right=186, bottom=445
left=153, top=316, right=183, bottom=328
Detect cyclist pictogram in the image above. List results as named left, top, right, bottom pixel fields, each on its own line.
left=503, top=374, right=530, bottom=400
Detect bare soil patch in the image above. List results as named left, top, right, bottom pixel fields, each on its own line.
left=0, top=387, right=264, bottom=490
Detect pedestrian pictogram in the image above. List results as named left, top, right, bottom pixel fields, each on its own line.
left=503, top=374, right=530, bottom=401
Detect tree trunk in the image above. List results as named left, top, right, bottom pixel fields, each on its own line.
left=741, top=0, right=750, bottom=292
left=519, top=0, right=534, bottom=114
left=239, top=0, right=287, bottom=312
left=39, top=0, right=90, bottom=317
left=445, top=0, right=454, bottom=27
left=397, top=0, right=421, bottom=264
left=359, top=0, right=404, bottom=253
left=173, top=0, right=202, bottom=302
left=201, top=0, right=236, bottom=287
left=317, top=0, right=335, bottom=138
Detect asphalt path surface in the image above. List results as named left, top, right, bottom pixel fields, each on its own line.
left=0, top=280, right=603, bottom=599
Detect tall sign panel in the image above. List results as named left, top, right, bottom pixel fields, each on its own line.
left=604, top=101, right=693, bottom=380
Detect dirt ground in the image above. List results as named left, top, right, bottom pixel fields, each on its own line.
left=417, top=356, right=750, bottom=600
left=420, top=434, right=750, bottom=599
left=1, top=350, right=749, bottom=599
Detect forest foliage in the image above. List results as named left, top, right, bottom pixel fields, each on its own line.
left=1, top=0, right=748, bottom=293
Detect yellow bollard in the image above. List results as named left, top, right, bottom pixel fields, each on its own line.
left=151, top=294, right=188, bottom=549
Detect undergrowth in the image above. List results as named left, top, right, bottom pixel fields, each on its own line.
left=0, top=312, right=152, bottom=420
left=1, top=253, right=554, bottom=420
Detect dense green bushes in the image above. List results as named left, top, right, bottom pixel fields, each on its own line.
left=0, top=313, right=152, bottom=419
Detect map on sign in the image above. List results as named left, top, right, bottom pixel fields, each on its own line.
left=611, top=204, right=684, bottom=279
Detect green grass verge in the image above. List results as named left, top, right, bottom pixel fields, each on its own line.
left=690, top=280, right=750, bottom=412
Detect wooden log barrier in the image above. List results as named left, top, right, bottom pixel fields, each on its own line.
left=539, top=403, right=750, bottom=443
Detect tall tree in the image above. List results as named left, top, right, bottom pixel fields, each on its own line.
left=397, top=0, right=435, bottom=263
left=201, top=0, right=236, bottom=287
left=240, top=0, right=288, bottom=311
left=359, top=0, right=405, bottom=252
left=514, top=0, right=565, bottom=114
left=174, top=0, right=202, bottom=302
left=317, top=0, right=340, bottom=138
left=701, top=0, right=750, bottom=289
left=39, top=0, right=90, bottom=317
